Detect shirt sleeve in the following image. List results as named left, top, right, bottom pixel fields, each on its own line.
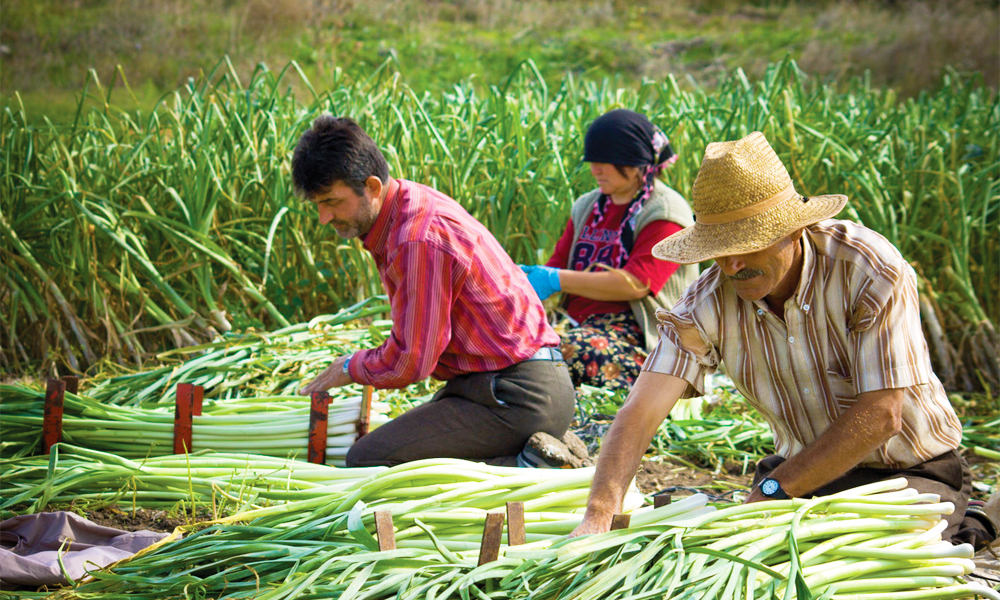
left=848, top=262, right=934, bottom=394
left=544, top=220, right=576, bottom=269
left=622, top=220, right=683, bottom=294
left=641, top=288, right=720, bottom=397
left=349, top=241, right=457, bottom=388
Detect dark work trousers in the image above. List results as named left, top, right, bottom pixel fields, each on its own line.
left=346, top=358, right=576, bottom=468
left=753, top=449, right=993, bottom=548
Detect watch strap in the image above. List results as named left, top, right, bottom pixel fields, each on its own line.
left=759, top=477, right=789, bottom=500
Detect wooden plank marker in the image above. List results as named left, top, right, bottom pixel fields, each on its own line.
left=610, top=513, right=631, bottom=531
left=506, top=501, right=525, bottom=546
left=356, top=385, right=374, bottom=439
left=654, top=494, right=672, bottom=508
left=478, top=512, right=506, bottom=566
left=42, top=379, right=66, bottom=454
left=192, top=384, right=204, bottom=416
left=374, top=510, right=396, bottom=551
left=173, top=383, right=195, bottom=454
left=308, top=391, right=331, bottom=464
left=61, top=375, right=79, bottom=395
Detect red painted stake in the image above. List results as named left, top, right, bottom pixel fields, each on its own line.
left=308, top=391, right=331, bottom=464
left=42, top=379, right=66, bottom=454
left=192, top=384, right=204, bottom=416
left=173, top=384, right=195, bottom=454
left=61, top=376, right=79, bottom=395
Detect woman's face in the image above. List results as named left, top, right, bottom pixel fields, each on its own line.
left=589, top=162, right=642, bottom=201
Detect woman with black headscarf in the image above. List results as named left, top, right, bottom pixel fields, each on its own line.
left=520, top=109, right=697, bottom=391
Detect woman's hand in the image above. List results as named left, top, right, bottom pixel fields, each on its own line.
left=519, top=265, right=562, bottom=301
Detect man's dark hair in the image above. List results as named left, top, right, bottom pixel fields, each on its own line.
left=291, top=115, right=390, bottom=198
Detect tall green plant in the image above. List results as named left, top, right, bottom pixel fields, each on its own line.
left=2, top=58, right=996, bottom=389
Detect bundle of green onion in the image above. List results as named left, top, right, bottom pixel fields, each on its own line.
left=81, top=298, right=391, bottom=406
left=12, top=469, right=994, bottom=600
left=0, top=385, right=389, bottom=465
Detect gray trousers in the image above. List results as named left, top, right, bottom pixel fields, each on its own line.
left=347, top=358, right=576, bottom=467
left=753, top=449, right=992, bottom=547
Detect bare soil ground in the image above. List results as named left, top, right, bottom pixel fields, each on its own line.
left=635, top=457, right=752, bottom=503
left=81, top=506, right=195, bottom=533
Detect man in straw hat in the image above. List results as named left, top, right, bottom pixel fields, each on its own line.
left=571, top=131, right=997, bottom=549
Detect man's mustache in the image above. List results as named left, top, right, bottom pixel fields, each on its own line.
left=729, top=268, right=764, bottom=281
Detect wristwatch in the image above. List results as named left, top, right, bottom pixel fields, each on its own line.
left=342, top=353, right=354, bottom=379
left=759, top=477, right=789, bottom=500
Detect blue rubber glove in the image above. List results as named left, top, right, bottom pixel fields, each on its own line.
left=519, top=264, right=562, bottom=301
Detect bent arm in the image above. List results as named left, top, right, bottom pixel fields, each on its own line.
left=351, top=242, right=456, bottom=388
left=556, top=220, right=683, bottom=302
left=746, top=387, right=905, bottom=502
left=572, top=372, right=690, bottom=535
left=558, top=268, right=649, bottom=301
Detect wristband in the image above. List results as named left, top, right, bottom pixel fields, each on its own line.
left=342, top=353, right=354, bottom=379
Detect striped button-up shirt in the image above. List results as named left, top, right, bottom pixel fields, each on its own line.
left=645, top=219, right=962, bottom=469
left=348, top=179, right=560, bottom=388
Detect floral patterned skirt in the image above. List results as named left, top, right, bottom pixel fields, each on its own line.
left=559, top=311, right=646, bottom=391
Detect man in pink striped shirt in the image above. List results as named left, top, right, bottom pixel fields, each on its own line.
left=291, top=115, right=583, bottom=468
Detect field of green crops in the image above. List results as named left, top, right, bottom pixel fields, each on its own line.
left=1, top=48, right=999, bottom=598
left=3, top=57, right=998, bottom=392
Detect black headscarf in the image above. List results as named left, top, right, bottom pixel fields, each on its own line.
left=583, top=109, right=675, bottom=166
left=581, top=109, right=677, bottom=264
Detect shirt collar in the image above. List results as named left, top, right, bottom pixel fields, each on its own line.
left=362, top=178, right=400, bottom=256
left=750, top=230, right=818, bottom=320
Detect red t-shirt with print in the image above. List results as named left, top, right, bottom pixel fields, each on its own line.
left=546, top=200, right=683, bottom=322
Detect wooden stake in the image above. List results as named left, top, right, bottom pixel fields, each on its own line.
left=610, top=513, right=631, bottom=530
left=654, top=494, right=672, bottom=508
left=506, top=501, right=525, bottom=546
left=61, top=375, right=79, bottom=395
left=173, top=383, right=195, bottom=454
left=42, top=379, right=66, bottom=454
left=192, top=384, right=204, bottom=416
left=478, top=512, right=505, bottom=565
left=374, top=510, right=396, bottom=551
left=356, top=385, right=373, bottom=438
left=308, top=391, right=331, bottom=464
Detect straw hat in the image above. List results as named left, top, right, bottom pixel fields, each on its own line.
left=652, top=132, right=847, bottom=264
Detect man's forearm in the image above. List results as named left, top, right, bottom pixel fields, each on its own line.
left=577, top=373, right=689, bottom=532
left=759, top=388, right=905, bottom=498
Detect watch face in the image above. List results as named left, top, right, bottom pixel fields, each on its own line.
left=761, top=479, right=780, bottom=496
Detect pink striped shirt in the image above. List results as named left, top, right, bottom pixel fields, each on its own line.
left=348, top=179, right=560, bottom=388
left=645, top=220, right=962, bottom=469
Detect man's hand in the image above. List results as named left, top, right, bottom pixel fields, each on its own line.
left=299, top=355, right=353, bottom=395
left=574, top=373, right=689, bottom=538
left=570, top=508, right=614, bottom=537
left=519, top=264, right=562, bottom=301
left=743, top=485, right=767, bottom=504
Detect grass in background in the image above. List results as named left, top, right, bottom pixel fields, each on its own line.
left=2, top=0, right=997, bottom=123
left=2, top=57, right=997, bottom=391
